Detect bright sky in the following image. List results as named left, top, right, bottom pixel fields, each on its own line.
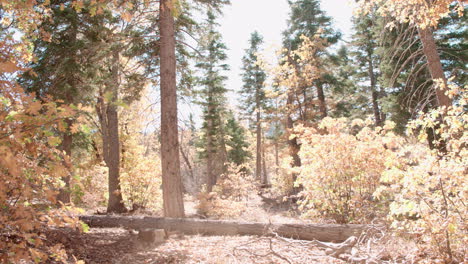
left=217, top=0, right=355, bottom=108
left=178, top=0, right=356, bottom=126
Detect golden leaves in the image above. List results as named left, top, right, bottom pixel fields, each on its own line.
left=356, top=0, right=465, bottom=29
left=121, top=12, right=132, bottom=22
left=26, top=100, right=42, bottom=115
left=0, top=61, right=21, bottom=73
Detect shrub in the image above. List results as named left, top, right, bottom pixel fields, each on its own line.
left=379, top=83, right=467, bottom=262
left=294, top=118, right=403, bottom=223
left=196, top=163, right=256, bottom=219
left=0, top=92, right=82, bottom=262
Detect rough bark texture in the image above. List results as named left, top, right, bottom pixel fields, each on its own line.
left=159, top=0, right=185, bottom=217
left=79, top=215, right=367, bottom=243
left=316, top=82, right=327, bottom=118
left=417, top=26, right=451, bottom=108
left=57, top=118, right=73, bottom=204
left=261, top=139, right=268, bottom=185
left=367, top=53, right=383, bottom=126
left=206, top=91, right=216, bottom=192
left=99, top=50, right=126, bottom=214
left=255, top=103, right=262, bottom=183
left=106, top=99, right=125, bottom=213
left=286, top=92, right=301, bottom=195
left=274, top=140, right=279, bottom=177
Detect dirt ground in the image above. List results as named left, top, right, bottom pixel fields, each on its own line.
left=48, top=227, right=348, bottom=264
left=46, top=194, right=420, bottom=263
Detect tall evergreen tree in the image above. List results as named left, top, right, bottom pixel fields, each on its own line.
left=279, top=0, right=340, bottom=194
left=225, top=111, right=250, bottom=167
left=196, top=11, right=229, bottom=192
left=349, top=11, right=386, bottom=126
left=283, top=0, right=340, bottom=119
left=20, top=0, right=89, bottom=204
left=22, top=1, right=150, bottom=212
left=239, top=31, right=267, bottom=184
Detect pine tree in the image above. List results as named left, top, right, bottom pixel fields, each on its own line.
left=349, top=11, right=386, bottom=126
left=276, top=0, right=339, bottom=194
left=225, top=111, right=251, bottom=167
left=328, top=45, right=366, bottom=119
left=196, top=11, right=230, bottom=192
left=239, top=31, right=267, bottom=184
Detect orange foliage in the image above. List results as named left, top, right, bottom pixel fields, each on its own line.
left=357, top=0, right=465, bottom=29
left=197, top=163, right=256, bottom=219
left=380, top=84, right=467, bottom=262
left=0, top=69, right=82, bottom=263
left=293, top=118, right=402, bottom=223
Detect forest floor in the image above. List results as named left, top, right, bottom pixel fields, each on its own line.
left=49, top=194, right=418, bottom=264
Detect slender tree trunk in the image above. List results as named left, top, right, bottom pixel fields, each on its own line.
left=106, top=100, right=125, bottom=213
left=57, top=24, right=78, bottom=204
left=261, top=137, right=268, bottom=185
left=205, top=89, right=216, bottom=192
left=418, top=26, right=450, bottom=153
left=106, top=50, right=126, bottom=214
left=180, top=134, right=194, bottom=180
left=316, top=82, right=327, bottom=118
left=57, top=118, right=73, bottom=204
left=417, top=26, right=451, bottom=108
left=159, top=0, right=185, bottom=217
left=274, top=140, right=279, bottom=177
left=255, top=98, right=262, bottom=182
left=367, top=55, right=383, bottom=126
left=286, top=92, right=301, bottom=195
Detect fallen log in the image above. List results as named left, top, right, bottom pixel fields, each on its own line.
left=79, top=215, right=367, bottom=242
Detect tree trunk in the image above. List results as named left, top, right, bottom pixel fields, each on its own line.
left=106, top=50, right=126, bottom=214
left=57, top=118, right=73, bottom=204
left=316, top=82, right=327, bottom=118
left=159, top=0, right=185, bottom=218
left=80, top=215, right=368, bottom=243
left=417, top=26, right=451, bottom=108
left=206, top=117, right=215, bottom=192
left=255, top=99, right=262, bottom=182
left=286, top=92, right=301, bottom=195
left=274, top=140, right=279, bottom=177
left=262, top=138, right=268, bottom=185
left=367, top=55, right=383, bottom=126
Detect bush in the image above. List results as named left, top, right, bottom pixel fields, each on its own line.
left=294, top=117, right=403, bottom=223
left=0, top=92, right=82, bottom=263
left=379, top=84, right=467, bottom=262
left=196, top=163, right=256, bottom=219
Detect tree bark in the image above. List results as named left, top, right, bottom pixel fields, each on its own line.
left=367, top=54, right=383, bottom=126
left=274, top=140, right=279, bottom=177
left=105, top=50, right=126, bottom=214
left=206, top=112, right=215, bottom=192
left=286, top=92, right=301, bottom=195
left=57, top=118, right=73, bottom=204
left=159, top=0, right=185, bottom=217
left=255, top=96, right=262, bottom=183
left=79, top=215, right=367, bottom=242
left=262, top=138, right=268, bottom=185
left=316, top=82, right=327, bottom=118
left=417, top=26, right=451, bottom=108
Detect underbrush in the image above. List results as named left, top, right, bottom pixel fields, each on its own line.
left=196, top=163, right=257, bottom=219
left=284, top=85, right=467, bottom=262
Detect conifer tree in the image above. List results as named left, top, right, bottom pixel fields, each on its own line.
left=278, top=0, right=340, bottom=194
left=349, top=12, right=386, bottom=126
left=240, top=31, right=267, bottom=184
left=225, top=111, right=251, bottom=167
left=196, top=11, right=230, bottom=192
left=20, top=1, right=88, bottom=204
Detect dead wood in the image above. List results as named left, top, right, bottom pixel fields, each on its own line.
left=79, top=215, right=368, bottom=242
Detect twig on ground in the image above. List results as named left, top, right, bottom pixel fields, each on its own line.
left=232, top=236, right=293, bottom=264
